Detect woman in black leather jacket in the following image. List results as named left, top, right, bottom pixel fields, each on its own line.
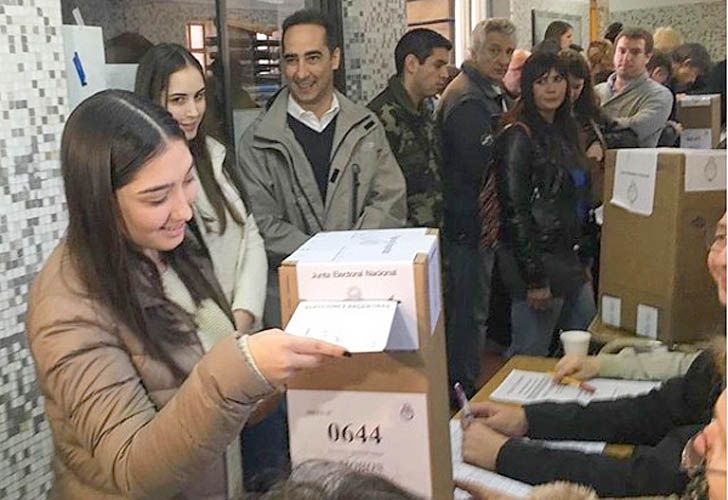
left=491, top=51, right=596, bottom=356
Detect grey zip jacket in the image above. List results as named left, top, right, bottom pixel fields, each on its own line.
left=237, top=88, right=407, bottom=325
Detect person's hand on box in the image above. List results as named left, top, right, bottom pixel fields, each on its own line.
left=462, top=420, right=509, bottom=470
left=247, top=329, right=350, bottom=386
left=470, top=402, right=528, bottom=437
left=553, top=354, right=601, bottom=382
left=667, top=120, right=684, bottom=135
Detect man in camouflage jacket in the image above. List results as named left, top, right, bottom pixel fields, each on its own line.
left=368, top=28, right=452, bottom=229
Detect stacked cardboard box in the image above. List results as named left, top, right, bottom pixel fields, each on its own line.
left=677, top=94, right=722, bottom=149
left=599, top=149, right=726, bottom=344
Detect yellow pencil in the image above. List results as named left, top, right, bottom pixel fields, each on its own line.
left=548, top=371, right=597, bottom=393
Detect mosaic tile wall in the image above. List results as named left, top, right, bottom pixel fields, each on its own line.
left=0, top=0, right=69, bottom=498
left=341, top=0, right=407, bottom=104
left=61, top=0, right=279, bottom=47
left=510, top=0, right=590, bottom=50
left=610, top=2, right=727, bottom=61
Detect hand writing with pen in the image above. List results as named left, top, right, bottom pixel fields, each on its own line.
left=455, top=382, right=528, bottom=473
left=461, top=403, right=528, bottom=470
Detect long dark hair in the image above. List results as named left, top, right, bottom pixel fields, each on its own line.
left=544, top=20, right=572, bottom=43
left=135, top=43, right=242, bottom=233
left=560, top=49, right=600, bottom=121
left=502, top=51, right=581, bottom=155
left=62, top=90, right=231, bottom=381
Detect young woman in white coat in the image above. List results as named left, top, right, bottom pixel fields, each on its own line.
left=135, top=43, right=266, bottom=335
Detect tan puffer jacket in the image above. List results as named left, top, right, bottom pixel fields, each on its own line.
left=26, top=243, right=273, bottom=499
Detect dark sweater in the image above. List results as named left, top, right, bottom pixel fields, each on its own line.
left=287, top=114, right=337, bottom=201
left=495, top=351, right=722, bottom=497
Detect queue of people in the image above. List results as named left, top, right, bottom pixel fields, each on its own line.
left=23, top=6, right=726, bottom=500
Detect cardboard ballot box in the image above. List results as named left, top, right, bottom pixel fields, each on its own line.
left=279, top=228, right=452, bottom=499
left=677, top=94, right=722, bottom=149
left=599, top=149, right=726, bottom=344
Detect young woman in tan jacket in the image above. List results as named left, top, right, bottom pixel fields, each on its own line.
left=134, top=42, right=284, bottom=493
left=25, top=90, right=348, bottom=499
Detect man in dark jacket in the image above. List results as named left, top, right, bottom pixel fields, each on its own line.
left=436, top=18, right=516, bottom=398
left=368, top=28, right=452, bottom=229
left=461, top=349, right=723, bottom=497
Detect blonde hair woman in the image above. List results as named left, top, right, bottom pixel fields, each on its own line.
left=654, top=26, right=684, bottom=53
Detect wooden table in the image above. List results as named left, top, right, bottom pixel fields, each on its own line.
left=461, top=355, right=633, bottom=458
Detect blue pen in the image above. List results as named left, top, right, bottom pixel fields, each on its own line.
left=72, top=51, right=87, bottom=87
left=454, top=382, right=474, bottom=427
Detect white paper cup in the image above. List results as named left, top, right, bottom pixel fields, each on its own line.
left=560, top=330, right=591, bottom=356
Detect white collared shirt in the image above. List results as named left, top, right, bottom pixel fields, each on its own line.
left=287, top=93, right=340, bottom=133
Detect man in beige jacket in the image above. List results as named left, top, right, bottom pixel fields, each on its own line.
left=237, top=9, right=407, bottom=327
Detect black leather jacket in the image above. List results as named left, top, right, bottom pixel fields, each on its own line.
left=494, top=122, right=582, bottom=289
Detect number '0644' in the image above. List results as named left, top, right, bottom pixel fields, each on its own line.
left=327, top=423, right=382, bottom=444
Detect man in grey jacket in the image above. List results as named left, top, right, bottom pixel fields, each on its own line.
left=595, top=27, right=674, bottom=148
left=238, top=9, right=407, bottom=326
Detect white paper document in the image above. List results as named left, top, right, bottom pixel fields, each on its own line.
left=679, top=94, right=717, bottom=107
left=489, top=370, right=660, bottom=405
left=105, top=64, right=137, bottom=91
left=636, top=304, right=659, bottom=339
left=450, top=421, right=533, bottom=499
left=681, top=128, right=713, bottom=149
left=427, top=242, right=442, bottom=335
left=291, top=228, right=439, bottom=350
left=684, top=150, right=727, bottom=192
left=288, top=390, right=431, bottom=498
left=285, top=300, right=397, bottom=352
left=610, top=149, right=658, bottom=216
left=601, top=294, right=622, bottom=327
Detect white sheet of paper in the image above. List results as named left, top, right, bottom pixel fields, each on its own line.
left=610, top=149, right=658, bottom=216
left=679, top=94, right=717, bottom=107
left=681, top=128, right=713, bottom=149
left=636, top=304, right=659, bottom=339
left=105, top=64, right=137, bottom=91
left=291, top=229, right=438, bottom=350
left=489, top=370, right=660, bottom=405
left=284, top=300, right=397, bottom=353
left=601, top=295, right=622, bottom=327
left=450, top=420, right=533, bottom=499
left=72, top=6, right=85, bottom=25
left=288, top=390, right=432, bottom=498
left=428, top=242, right=442, bottom=334
left=684, top=150, right=727, bottom=192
